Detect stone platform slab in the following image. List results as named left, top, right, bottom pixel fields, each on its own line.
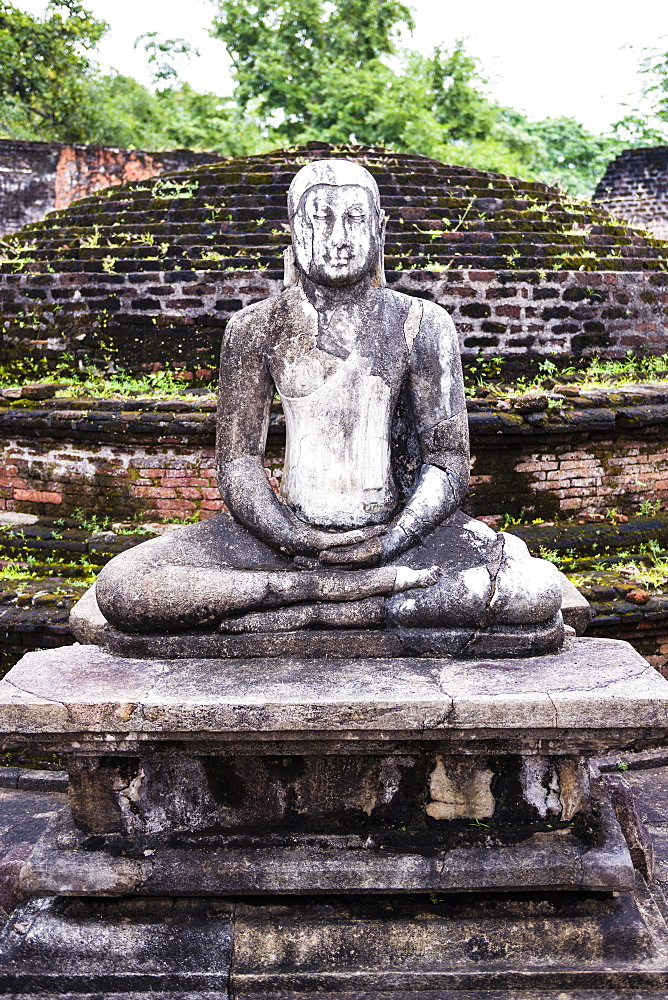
left=0, top=638, right=666, bottom=756
left=2, top=878, right=668, bottom=997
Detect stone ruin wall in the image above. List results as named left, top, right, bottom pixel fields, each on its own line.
left=594, top=147, right=668, bottom=242
left=0, top=140, right=219, bottom=236
left=2, top=267, right=667, bottom=379
left=2, top=386, right=668, bottom=525
left=3, top=143, right=668, bottom=376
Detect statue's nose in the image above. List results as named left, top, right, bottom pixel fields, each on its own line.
left=330, top=213, right=351, bottom=249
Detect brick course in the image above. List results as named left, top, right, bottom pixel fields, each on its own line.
left=2, top=387, right=668, bottom=522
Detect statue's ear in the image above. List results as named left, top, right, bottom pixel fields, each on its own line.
left=371, top=210, right=387, bottom=288
left=283, top=246, right=298, bottom=287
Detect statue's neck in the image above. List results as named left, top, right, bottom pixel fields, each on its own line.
left=299, top=274, right=378, bottom=358
left=300, top=274, right=374, bottom=311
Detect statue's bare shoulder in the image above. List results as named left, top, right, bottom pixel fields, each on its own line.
left=381, top=288, right=459, bottom=357
left=222, top=295, right=282, bottom=361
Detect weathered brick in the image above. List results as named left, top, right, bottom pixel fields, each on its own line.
left=14, top=489, right=61, bottom=504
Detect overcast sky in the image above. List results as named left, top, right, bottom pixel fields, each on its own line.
left=14, top=0, right=668, bottom=133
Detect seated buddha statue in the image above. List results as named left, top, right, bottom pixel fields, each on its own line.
left=94, top=159, right=563, bottom=648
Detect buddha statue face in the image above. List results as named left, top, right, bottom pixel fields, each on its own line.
left=287, top=160, right=384, bottom=289
left=291, top=184, right=380, bottom=288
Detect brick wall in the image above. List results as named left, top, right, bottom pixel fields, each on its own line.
left=393, top=269, right=668, bottom=357
left=1, top=386, right=667, bottom=522
left=469, top=440, right=668, bottom=520
left=2, top=268, right=667, bottom=375
left=3, top=143, right=667, bottom=373
left=0, top=139, right=218, bottom=236
left=594, top=147, right=668, bottom=241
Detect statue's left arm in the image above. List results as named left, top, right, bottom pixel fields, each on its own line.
left=381, top=301, right=469, bottom=560
left=321, top=301, right=469, bottom=565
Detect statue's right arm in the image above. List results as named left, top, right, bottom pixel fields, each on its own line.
left=216, top=305, right=373, bottom=556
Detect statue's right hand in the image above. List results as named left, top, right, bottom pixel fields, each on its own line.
left=279, top=505, right=385, bottom=555
left=293, top=523, right=384, bottom=555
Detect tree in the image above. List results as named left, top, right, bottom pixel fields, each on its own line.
left=522, top=117, right=623, bottom=197
left=0, top=3, right=270, bottom=156
left=0, top=0, right=107, bottom=140
left=613, top=47, right=668, bottom=146
left=211, top=0, right=414, bottom=142
left=0, top=0, right=630, bottom=197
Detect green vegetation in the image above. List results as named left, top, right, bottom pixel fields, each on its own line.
left=616, top=539, right=668, bottom=591
left=212, top=0, right=623, bottom=196
left=0, top=354, right=216, bottom=397
left=0, top=0, right=106, bottom=141
left=465, top=352, right=668, bottom=399
left=0, top=553, right=97, bottom=585
left=0, top=1, right=269, bottom=156
left=0, top=0, right=647, bottom=196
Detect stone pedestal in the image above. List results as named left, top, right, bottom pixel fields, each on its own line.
left=1, top=636, right=668, bottom=995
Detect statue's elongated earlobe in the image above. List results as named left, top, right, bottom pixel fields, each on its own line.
left=371, top=210, right=387, bottom=288
left=283, top=246, right=298, bottom=287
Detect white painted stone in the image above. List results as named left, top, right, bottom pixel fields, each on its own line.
left=425, top=756, right=495, bottom=821
left=280, top=351, right=396, bottom=527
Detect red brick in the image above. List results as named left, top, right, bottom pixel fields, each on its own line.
left=14, top=489, right=62, bottom=504
left=201, top=500, right=225, bottom=510
left=131, top=486, right=177, bottom=499
left=155, top=498, right=196, bottom=511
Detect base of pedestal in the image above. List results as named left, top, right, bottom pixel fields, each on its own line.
left=20, top=790, right=634, bottom=896
left=2, top=878, right=668, bottom=997
left=1, top=637, right=667, bottom=995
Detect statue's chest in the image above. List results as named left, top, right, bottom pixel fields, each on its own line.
left=269, top=304, right=407, bottom=400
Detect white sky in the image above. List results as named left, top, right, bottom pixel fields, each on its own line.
left=13, top=0, right=668, bottom=133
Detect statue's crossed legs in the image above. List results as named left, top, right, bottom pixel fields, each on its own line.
left=96, top=511, right=562, bottom=636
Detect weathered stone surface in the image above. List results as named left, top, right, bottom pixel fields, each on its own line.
left=19, top=787, right=634, bottom=896
left=71, top=582, right=565, bottom=660
left=230, top=877, right=668, bottom=995
left=560, top=571, right=594, bottom=634
left=0, top=638, right=665, bottom=752
left=0, top=787, right=64, bottom=914
left=625, top=765, right=668, bottom=823
left=62, top=749, right=592, bottom=842
left=605, top=772, right=656, bottom=882
left=0, top=897, right=233, bottom=994
left=0, top=638, right=664, bottom=751
left=1, top=885, right=668, bottom=997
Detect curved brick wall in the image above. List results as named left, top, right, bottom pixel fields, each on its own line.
left=2, top=142, right=668, bottom=373
left=594, top=147, right=668, bottom=241
left=2, top=385, right=668, bottom=523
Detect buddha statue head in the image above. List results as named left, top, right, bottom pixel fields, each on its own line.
left=286, top=159, right=386, bottom=288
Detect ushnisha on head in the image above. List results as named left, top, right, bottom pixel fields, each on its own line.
left=285, top=159, right=386, bottom=288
